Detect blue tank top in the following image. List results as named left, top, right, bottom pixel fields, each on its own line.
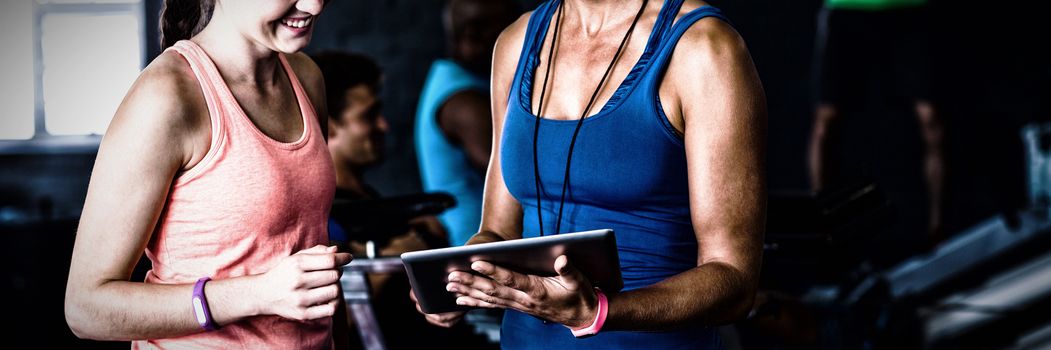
left=415, top=59, right=489, bottom=247
left=499, top=0, right=729, bottom=348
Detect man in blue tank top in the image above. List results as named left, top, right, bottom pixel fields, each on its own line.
left=415, top=0, right=521, bottom=247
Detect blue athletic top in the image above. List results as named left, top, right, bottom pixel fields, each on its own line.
left=499, top=0, right=729, bottom=348
left=415, top=59, right=489, bottom=247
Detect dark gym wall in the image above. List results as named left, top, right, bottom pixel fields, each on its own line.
left=716, top=0, right=1046, bottom=262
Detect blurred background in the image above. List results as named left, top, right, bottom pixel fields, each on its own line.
left=1, top=0, right=1049, bottom=348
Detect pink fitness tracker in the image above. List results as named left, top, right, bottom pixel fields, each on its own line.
left=570, top=288, right=608, bottom=338
left=192, top=277, right=219, bottom=331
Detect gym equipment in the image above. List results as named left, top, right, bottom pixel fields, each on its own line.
left=329, top=192, right=455, bottom=246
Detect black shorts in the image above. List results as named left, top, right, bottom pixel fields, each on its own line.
left=812, top=6, right=932, bottom=106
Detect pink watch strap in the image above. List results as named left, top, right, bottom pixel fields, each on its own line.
left=570, top=288, right=608, bottom=338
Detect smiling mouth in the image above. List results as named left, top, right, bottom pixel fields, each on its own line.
left=281, top=16, right=313, bottom=29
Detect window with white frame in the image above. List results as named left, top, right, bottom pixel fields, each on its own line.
left=0, top=0, right=145, bottom=141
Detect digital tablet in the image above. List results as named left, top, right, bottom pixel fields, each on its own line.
left=401, top=229, right=622, bottom=314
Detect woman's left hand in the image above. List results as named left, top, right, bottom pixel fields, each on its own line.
left=446, top=255, right=599, bottom=328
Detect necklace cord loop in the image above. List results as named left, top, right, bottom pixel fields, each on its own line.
left=532, top=0, right=650, bottom=236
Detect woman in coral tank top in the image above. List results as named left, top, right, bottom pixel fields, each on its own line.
left=64, top=0, right=351, bottom=348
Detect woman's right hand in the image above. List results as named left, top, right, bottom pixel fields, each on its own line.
left=255, top=245, right=353, bottom=321
left=410, top=289, right=465, bottom=327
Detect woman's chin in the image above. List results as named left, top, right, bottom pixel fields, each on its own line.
left=274, top=39, right=311, bottom=54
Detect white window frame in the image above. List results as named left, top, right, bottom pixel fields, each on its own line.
left=0, top=0, right=149, bottom=154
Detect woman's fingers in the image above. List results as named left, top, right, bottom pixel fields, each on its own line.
left=455, top=295, right=505, bottom=309
left=447, top=279, right=530, bottom=310
left=553, top=255, right=585, bottom=291
left=301, top=298, right=340, bottom=320
left=296, top=245, right=330, bottom=255
left=298, top=269, right=341, bottom=289
left=296, top=252, right=353, bottom=271
left=443, top=258, right=597, bottom=325
left=303, top=284, right=341, bottom=306
left=471, top=261, right=534, bottom=292
left=411, top=287, right=467, bottom=327
left=451, top=264, right=538, bottom=306
left=425, top=312, right=464, bottom=327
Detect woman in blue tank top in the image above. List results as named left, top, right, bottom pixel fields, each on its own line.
left=411, top=0, right=767, bottom=348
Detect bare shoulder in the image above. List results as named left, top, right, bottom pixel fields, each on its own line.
left=100, top=49, right=209, bottom=168
left=136, top=51, right=202, bottom=110
left=113, top=50, right=207, bottom=139
left=498, top=10, right=533, bottom=49
left=664, top=1, right=764, bottom=129
left=674, top=0, right=750, bottom=70
left=284, top=52, right=324, bottom=92
left=491, top=9, right=533, bottom=120
left=665, top=0, right=757, bottom=95
left=493, top=11, right=533, bottom=79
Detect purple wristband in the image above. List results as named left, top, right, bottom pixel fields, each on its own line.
left=192, top=277, right=219, bottom=331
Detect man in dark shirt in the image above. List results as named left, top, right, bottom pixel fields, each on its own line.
left=313, top=51, right=494, bottom=349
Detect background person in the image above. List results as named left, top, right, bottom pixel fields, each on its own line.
left=416, top=0, right=522, bottom=247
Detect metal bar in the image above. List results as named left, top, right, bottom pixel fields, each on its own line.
left=340, top=258, right=406, bottom=350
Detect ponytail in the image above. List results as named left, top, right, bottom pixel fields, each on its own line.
left=159, top=0, right=214, bottom=50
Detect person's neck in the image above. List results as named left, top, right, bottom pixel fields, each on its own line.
left=192, top=11, right=282, bottom=88
left=450, top=54, right=487, bottom=79
left=332, top=157, right=370, bottom=198
left=562, top=0, right=644, bottom=38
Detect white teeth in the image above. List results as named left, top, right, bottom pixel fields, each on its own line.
left=283, top=17, right=312, bottom=28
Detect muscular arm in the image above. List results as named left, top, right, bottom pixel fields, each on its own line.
left=603, top=16, right=767, bottom=330
left=465, top=12, right=533, bottom=247
left=438, top=90, right=494, bottom=175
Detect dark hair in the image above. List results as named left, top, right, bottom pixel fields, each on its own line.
left=160, top=0, right=215, bottom=49
left=310, top=51, right=382, bottom=121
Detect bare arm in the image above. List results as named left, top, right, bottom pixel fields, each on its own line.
left=64, top=53, right=349, bottom=341
left=604, top=16, right=767, bottom=330
left=467, top=12, right=533, bottom=246
left=438, top=90, right=493, bottom=175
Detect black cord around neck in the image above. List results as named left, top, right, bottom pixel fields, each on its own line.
left=533, top=0, right=649, bottom=236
